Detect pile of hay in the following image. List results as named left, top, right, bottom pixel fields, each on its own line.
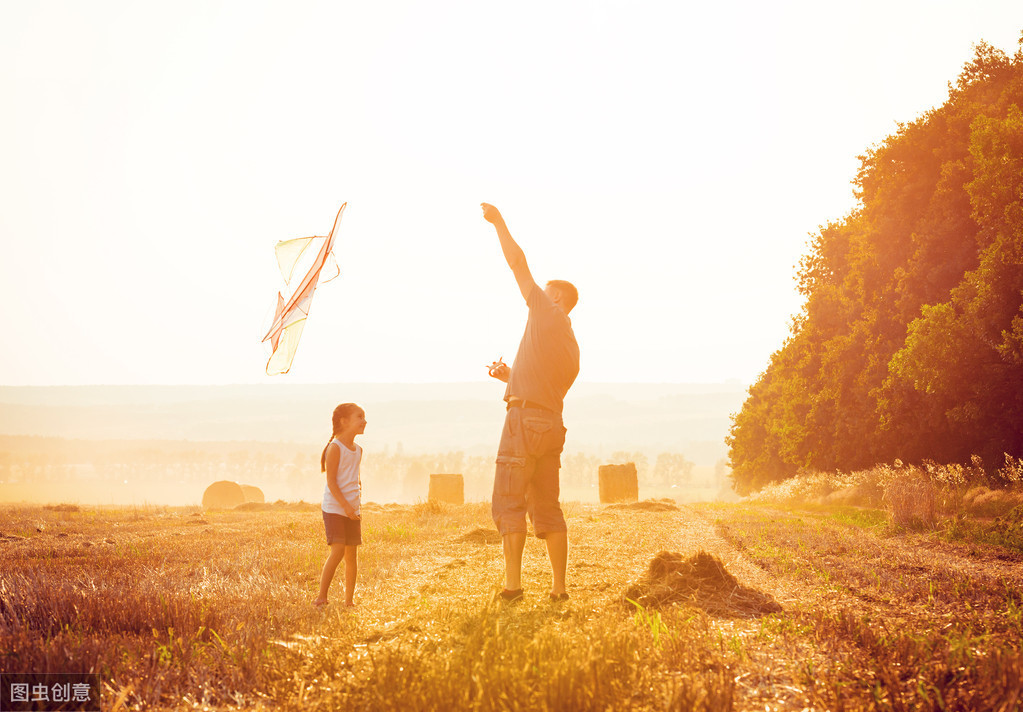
left=43, top=503, right=80, bottom=513
left=458, top=527, right=502, bottom=545
left=606, top=498, right=679, bottom=512
left=624, top=550, right=782, bottom=617
left=234, top=500, right=318, bottom=512
left=362, top=502, right=408, bottom=513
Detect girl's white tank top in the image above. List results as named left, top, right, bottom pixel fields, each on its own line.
left=321, top=439, right=362, bottom=516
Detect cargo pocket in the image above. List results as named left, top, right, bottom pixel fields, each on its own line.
left=495, top=454, right=527, bottom=496
left=523, top=417, right=552, bottom=454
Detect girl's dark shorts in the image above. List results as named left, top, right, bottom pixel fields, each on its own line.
left=322, top=510, right=362, bottom=546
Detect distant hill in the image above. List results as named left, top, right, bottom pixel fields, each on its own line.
left=0, top=382, right=747, bottom=465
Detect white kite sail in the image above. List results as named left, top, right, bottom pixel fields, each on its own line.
left=262, top=203, right=346, bottom=376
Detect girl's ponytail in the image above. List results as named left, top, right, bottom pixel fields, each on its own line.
left=320, top=436, right=334, bottom=472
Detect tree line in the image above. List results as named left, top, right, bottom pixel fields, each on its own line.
left=728, top=39, right=1023, bottom=494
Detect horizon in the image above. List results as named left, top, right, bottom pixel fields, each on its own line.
left=0, top=381, right=746, bottom=454
left=0, top=379, right=743, bottom=506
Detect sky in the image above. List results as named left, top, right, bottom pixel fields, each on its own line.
left=2, top=1, right=1022, bottom=387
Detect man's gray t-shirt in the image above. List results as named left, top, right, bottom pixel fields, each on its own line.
left=504, top=285, right=580, bottom=413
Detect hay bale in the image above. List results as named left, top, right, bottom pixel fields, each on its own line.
left=624, top=550, right=782, bottom=617
left=202, top=480, right=246, bottom=510
left=599, top=463, right=638, bottom=504
left=429, top=473, right=464, bottom=505
left=240, top=484, right=265, bottom=504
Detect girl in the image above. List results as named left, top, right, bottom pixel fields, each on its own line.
left=314, top=403, right=367, bottom=607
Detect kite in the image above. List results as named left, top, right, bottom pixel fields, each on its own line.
left=262, top=203, right=346, bottom=375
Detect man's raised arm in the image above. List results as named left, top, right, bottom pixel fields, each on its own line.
left=481, top=203, right=538, bottom=303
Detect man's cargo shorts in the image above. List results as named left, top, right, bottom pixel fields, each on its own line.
left=491, top=404, right=568, bottom=539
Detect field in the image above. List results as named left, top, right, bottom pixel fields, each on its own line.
left=2, top=499, right=1022, bottom=711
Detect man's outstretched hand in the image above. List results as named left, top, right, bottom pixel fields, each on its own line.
left=481, top=203, right=504, bottom=226
left=487, top=357, right=510, bottom=383
left=480, top=201, right=534, bottom=304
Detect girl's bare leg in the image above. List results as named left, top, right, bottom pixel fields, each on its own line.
left=343, top=545, right=358, bottom=606
left=315, top=542, right=346, bottom=605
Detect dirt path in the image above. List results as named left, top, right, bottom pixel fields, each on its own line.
left=335, top=501, right=822, bottom=710
left=668, top=504, right=806, bottom=607
left=354, top=502, right=794, bottom=628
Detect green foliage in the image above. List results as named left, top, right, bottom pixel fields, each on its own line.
left=628, top=598, right=670, bottom=648
left=941, top=505, right=1023, bottom=553
left=729, top=38, right=1023, bottom=493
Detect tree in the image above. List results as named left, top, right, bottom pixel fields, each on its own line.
left=653, top=452, right=695, bottom=487
left=729, top=39, right=1023, bottom=493
left=883, top=104, right=1023, bottom=464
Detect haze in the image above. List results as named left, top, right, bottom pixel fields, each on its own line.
left=2, top=2, right=1023, bottom=505
left=0, top=383, right=746, bottom=505
left=2, top=2, right=1022, bottom=386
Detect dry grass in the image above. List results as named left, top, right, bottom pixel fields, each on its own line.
left=749, top=457, right=1023, bottom=539
left=883, top=473, right=937, bottom=529
left=2, top=498, right=1023, bottom=710
left=705, top=501, right=1023, bottom=710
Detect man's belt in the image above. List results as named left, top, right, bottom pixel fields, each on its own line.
left=507, top=399, right=555, bottom=413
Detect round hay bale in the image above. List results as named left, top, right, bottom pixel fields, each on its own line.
left=202, top=480, right=246, bottom=510
left=240, top=484, right=265, bottom=504
left=429, top=473, right=464, bottom=505
left=599, top=463, right=638, bottom=504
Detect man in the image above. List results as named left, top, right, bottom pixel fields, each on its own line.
left=481, top=202, right=580, bottom=602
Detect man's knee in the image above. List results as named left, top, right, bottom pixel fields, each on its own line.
left=532, top=504, right=567, bottom=538
left=493, top=509, right=528, bottom=536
